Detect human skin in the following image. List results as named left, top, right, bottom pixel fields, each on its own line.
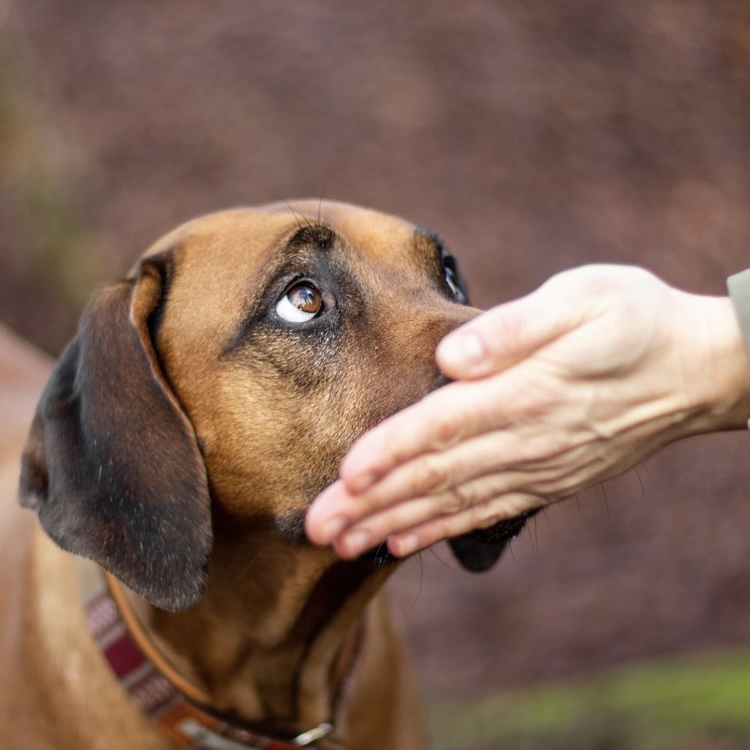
left=305, top=265, right=750, bottom=559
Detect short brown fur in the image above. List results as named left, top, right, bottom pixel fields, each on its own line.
left=0, top=201, right=500, bottom=749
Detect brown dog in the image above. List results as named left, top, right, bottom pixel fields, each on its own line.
left=0, top=201, right=523, bottom=750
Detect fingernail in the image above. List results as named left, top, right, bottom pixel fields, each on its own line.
left=439, top=331, right=485, bottom=372
left=342, top=528, right=373, bottom=556
left=389, top=533, right=418, bottom=557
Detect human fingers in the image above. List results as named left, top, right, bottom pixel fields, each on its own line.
left=305, top=479, right=355, bottom=545
left=332, top=421, right=572, bottom=540
left=314, top=369, right=600, bottom=545
left=327, top=495, right=452, bottom=558
left=311, top=431, right=520, bottom=550
left=331, top=484, right=541, bottom=559
left=320, top=427, right=612, bottom=555
left=436, top=272, right=587, bottom=380
left=338, top=273, right=597, bottom=494
left=385, top=490, right=539, bottom=558
left=338, top=375, right=506, bottom=495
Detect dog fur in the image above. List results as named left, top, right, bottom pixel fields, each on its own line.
left=0, top=201, right=518, bottom=749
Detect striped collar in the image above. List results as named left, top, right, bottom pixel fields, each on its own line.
left=78, top=562, right=345, bottom=749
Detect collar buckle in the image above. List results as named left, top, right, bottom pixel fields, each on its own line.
left=180, top=719, right=333, bottom=749
left=291, top=722, right=333, bottom=746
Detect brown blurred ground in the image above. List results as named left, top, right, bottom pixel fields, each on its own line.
left=3, top=0, right=750, bottom=701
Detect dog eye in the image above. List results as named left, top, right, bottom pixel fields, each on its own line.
left=276, top=282, right=323, bottom=323
left=443, top=258, right=467, bottom=304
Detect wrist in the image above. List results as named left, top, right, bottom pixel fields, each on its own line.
left=688, top=293, right=750, bottom=431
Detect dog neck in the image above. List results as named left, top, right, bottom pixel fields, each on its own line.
left=119, top=529, right=392, bottom=739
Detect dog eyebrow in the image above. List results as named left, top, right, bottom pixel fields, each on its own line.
left=286, top=223, right=336, bottom=251
left=222, top=223, right=338, bottom=356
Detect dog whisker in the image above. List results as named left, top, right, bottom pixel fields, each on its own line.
left=633, top=464, right=647, bottom=498
left=316, top=183, right=329, bottom=225
left=284, top=200, right=309, bottom=233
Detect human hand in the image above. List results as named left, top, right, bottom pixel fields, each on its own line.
left=305, top=265, right=750, bottom=559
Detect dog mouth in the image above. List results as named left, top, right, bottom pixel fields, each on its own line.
left=456, top=509, right=539, bottom=545
left=285, top=491, right=537, bottom=571
left=278, top=511, right=400, bottom=567
left=353, top=508, right=539, bottom=569
left=356, top=543, right=400, bottom=568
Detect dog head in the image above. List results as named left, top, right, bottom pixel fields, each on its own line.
left=19, top=200, right=527, bottom=611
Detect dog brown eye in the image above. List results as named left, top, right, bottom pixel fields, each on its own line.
left=290, top=283, right=322, bottom=313
left=276, top=282, right=323, bottom=323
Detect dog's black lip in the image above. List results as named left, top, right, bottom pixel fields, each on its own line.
left=457, top=508, right=539, bottom=545
left=354, top=510, right=539, bottom=569
left=356, top=543, right=400, bottom=568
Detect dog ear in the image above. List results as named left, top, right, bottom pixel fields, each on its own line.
left=448, top=510, right=538, bottom=572
left=18, top=256, right=212, bottom=611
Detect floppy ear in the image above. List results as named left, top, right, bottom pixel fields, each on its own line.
left=448, top=510, right=538, bottom=572
left=18, top=256, right=212, bottom=611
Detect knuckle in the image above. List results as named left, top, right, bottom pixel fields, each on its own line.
left=421, top=517, right=456, bottom=547
left=416, top=456, right=451, bottom=494
left=471, top=492, right=538, bottom=530
left=442, top=483, right=475, bottom=515
left=474, top=503, right=509, bottom=530
left=429, top=410, right=462, bottom=450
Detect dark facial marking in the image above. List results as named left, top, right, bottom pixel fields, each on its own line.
left=286, top=223, right=336, bottom=252
left=224, top=223, right=341, bottom=355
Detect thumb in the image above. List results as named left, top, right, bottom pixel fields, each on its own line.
left=437, top=277, right=579, bottom=379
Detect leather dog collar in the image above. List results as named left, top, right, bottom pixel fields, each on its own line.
left=79, top=562, right=344, bottom=750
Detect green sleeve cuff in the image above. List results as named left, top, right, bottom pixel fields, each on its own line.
left=727, top=269, right=750, bottom=361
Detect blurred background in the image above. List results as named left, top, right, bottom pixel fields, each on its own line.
left=3, top=1, right=750, bottom=748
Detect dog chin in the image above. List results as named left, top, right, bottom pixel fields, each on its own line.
left=278, top=512, right=399, bottom=568
left=274, top=512, right=309, bottom=543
